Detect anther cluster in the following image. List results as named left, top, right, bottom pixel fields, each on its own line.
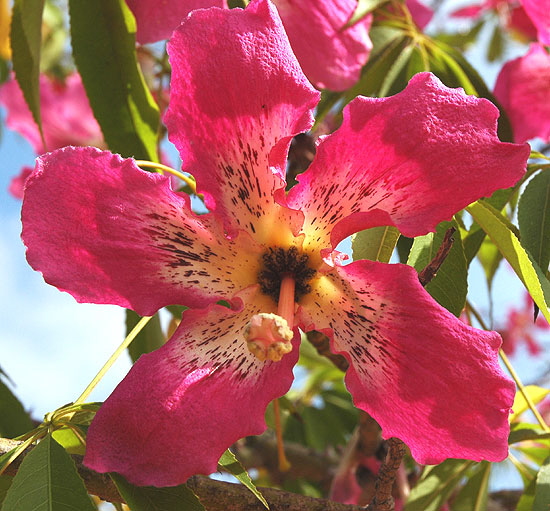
left=258, top=246, right=316, bottom=301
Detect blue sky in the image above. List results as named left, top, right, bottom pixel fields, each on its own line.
left=0, top=129, right=131, bottom=418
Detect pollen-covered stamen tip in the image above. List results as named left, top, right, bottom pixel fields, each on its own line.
left=245, top=313, right=294, bottom=362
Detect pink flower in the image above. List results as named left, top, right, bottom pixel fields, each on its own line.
left=0, top=73, right=104, bottom=198
left=126, top=0, right=228, bottom=44
left=22, top=0, right=528, bottom=487
left=493, top=44, right=550, bottom=143
left=452, top=0, right=537, bottom=40
left=8, top=166, right=33, bottom=200
left=520, top=0, right=550, bottom=44
left=126, top=0, right=372, bottom=91
left=406, top=0, right=434, bottom=30
left=500, top=292, right=549, bottom=356
left=0, top=73, right=103, bottom=154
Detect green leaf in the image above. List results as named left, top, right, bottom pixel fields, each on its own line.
left=476, top=236, right=502, bottom=288
left=487, top=22, right=504, bottom=62
left=40, top=1, right=68, bottom=75
left=463, top=189, right=516, bottom=263
left=430, top=40, right=514, bottom=142
left=404, top=459, right=474, bottom=511
left=347, top=0, right=389, bottom=26
left=407, top=220, right=467, bottom=316
left=467, top=200, right=550, bottom=324
left=534, top=456, right=550, bottom=511
left=68, top=0, right=159, bottom=161
left=51, top=427, right=86, bottom=456
left=10, top=0, right=46, bottom=147
left=517, top=477, right=537, bottom=511
left=511, top=385, right=550, bottom=422
left=509, top=423, right=550, bottom=445
left=0, top=373, right=34, bottom=438
left=111, top=473, right=204, bottom=511
left=378, top=42, right=414, bottom=97
left=352, top=226, right=400, bottom=263
left=518, top=171, right=550, bottom=276
left=126, top=311, right=165, bottom=363
left=451, top=461, right=490, bottom=511
left=2, top=434, right=95, bottom=511
left=346, top=33, right=411, bottom=100
left=0, top=475, right=13, bottom=506
left=218, top=450, right=269, bottom=509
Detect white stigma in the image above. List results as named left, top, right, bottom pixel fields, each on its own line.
left=244, top=313, right=293, bottom=362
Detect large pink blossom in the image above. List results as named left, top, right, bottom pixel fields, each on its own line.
left=126, top=0, right=372, bottom=91
left=452, top=0, right=537, bottom=40
left=22, top=0, right=528, bottom=487
left=0, top=73, right=103, bottom=198
left=521, top=0, right=550, bottom=44
left=494, top=44, right=550, bottom=143
left=0, top=72, right=102, bottom=154
left=500, top=292, right=549, bottom=356
left=125, top=0, right=228, bottom=44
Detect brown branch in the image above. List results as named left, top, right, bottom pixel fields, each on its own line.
left=0, top=437, right=367, bottom=510
left=367, top=438, right=407, bottom=511
left=418, top=227, right=456, bottom=287
left=307, top=330, right=349, bottom=372
left=234, top=432, right=339, bottom=488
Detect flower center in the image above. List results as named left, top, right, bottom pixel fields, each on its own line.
left=244, top=313, right=293, bottom=362
left=257, top=246, right=316, bottom=301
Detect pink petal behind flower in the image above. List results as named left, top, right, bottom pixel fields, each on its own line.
left=125, top=0, right=227, bottom=44
left=494, top=44, right=550, bottom=143
left=273, top=0, right=372, bottom=91
left=22, top=147, right=261, bottom=315
left=406, top=0, right=433, bottom=29
left=299, top=260, right=515, bottom=464
left=84, top=290, right=299, bottom=486
left=0, top=73, right=102, bottom=153
left=165, top=0, right=319, bottom=244
left=8, top=166, right=33, bottom=199
left=287, top=72, right=529, bottom=251
left=521, top=0, right=550, bottom=44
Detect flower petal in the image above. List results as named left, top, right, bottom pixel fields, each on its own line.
left=406, top=0, right=433, bottom=29
left=521, top=0, right=550, bottom=44
left=494, top=44, right=550, bottom=143
left=287, top=72, right=529, bottom=251
left=0, top=73, right=103, bottom=154
left=8, top=166, right=32, bottom=199
left=273, top=0, right=372, bottom=91
left=21, top=147, right=262, bottom=315
left=125, top=0, right=227, bottom=44
left=84, top=288, right=299, bottom=486
left=299, top=261, right=515, bottom=464
left=165, top=0, right=319, bottom=244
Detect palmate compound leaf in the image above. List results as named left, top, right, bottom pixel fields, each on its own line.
left=518, top=170, right=550, bottom=278
left=467, top=200, right=550, bottom=324
left=218, top=450, right=269, bottom=509
left=68, top=0, right=159, bottom=162
left=2, top=434, right=96, bottom=511
left=10, top=0, right=45, bottom=148
left=111, top=473, right=204, bottom=511
left=407, top=220, right=467, bottom=316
